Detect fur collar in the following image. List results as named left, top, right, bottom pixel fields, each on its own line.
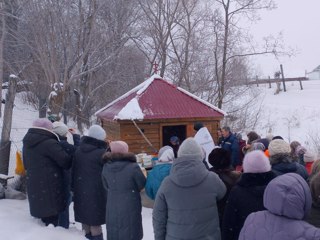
left=269, top=153, right=292, bottom=165
left=102, top=152, right=136, bottom=163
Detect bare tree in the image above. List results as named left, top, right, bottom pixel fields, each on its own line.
left=134, top=0, right=181, bottom=77
left=210, top=0, right=285, bottom=109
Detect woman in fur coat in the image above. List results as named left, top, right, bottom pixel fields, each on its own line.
left=102, top=141, right=146, bottom=240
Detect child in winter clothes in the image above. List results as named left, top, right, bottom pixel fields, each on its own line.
left=145, top=146, right=174, bottom=200
left=102, top=141, right=146, bottom=240
left=239, top=173, right=320, bottom=240
left=222, top=150, right=275, bottom=240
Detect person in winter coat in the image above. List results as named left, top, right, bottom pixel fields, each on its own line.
left=52, top=121, right=80, bottom=229
left=239, top=173, right=320, bottom=240
left=306, top=160, right=320, bottom=227
left=72, top=125, right=108, bottom=240
left=22, top=118, right=72, bottom=226
left=242, top=131, right=261, bottom=155
left=269, top=139, right=309, bottom=180
left=169, top=136, right=180, bottom=158
left=153, top=137, right=226, bottom=240
left=221, top=150, right=276, bottom=240
left=102, top=141, right=146, bottom=240
left=208, top=148, right=241, bottom=228
left=220, top=126, right=239, bottom=168
left=145, top=146, right=174, bottom=200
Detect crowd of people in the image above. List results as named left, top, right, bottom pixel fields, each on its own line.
left=7, top=118, right=320, bottom=239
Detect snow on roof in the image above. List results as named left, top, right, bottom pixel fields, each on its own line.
left=114, top=98, right=144, bottom=120
left=94, top=74, right=161, bottom=116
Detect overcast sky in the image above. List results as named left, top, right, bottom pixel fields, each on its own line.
left=248, top=0, right=320, bottom=78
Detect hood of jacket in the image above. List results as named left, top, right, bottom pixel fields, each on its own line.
left=264, top=173, right=312, bottom=220
left=23, top=127, right=59, bottom=148
left=170, top=156, right=209, bottom=187
left=102, top=152, right=137, bottom=172
left=79, top=136, right=108, bottom=153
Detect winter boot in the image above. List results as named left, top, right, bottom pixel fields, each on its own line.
left=85, top=233, right=92, bottom=239
left=90, top=233, right=103, bottom=240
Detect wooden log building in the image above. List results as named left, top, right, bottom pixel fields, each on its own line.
left=95, top=75, right=225, bottom=154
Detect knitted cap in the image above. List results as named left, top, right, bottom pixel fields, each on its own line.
left=88, top=125, right=106, bottom=141
left=178, top=137, right=203, bottom=161
left=52, top=121, right=68, bottom=136
left=243, top=150, right=271, bottom=173
left=158, top=147, right=174, bottom=162
left=268, top=139, right=291, bottom=156
left=304, top=151, right=315, bottom=163
left=32, top=118, right=53, bottom=130
left=110, top=141, right=128, bottom=153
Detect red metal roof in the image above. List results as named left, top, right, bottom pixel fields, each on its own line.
left=96, top=76, right=225, bottom=120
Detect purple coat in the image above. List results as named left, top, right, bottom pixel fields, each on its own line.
left=239, top=173, right=320, bottom=240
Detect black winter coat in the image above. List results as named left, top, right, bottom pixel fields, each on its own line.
left=22, top=128, right=72, bottom=218
left=209, top=168, right=241, bottom=228
left=102, top=152, right=146, bottom=240
left=221, top=171, right=275, bottom=240
left=72, top=136, right=108, bottom=225
left=270, top=154, right=309, bottom=181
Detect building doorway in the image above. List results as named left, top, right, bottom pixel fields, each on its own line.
left=162, top=125, right=186, bottom=147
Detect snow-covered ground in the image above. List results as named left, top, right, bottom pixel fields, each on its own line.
left=1, top=79, right=320, bottom=239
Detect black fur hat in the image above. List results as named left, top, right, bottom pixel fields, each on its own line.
left=208, top=148, right=231, bottom=170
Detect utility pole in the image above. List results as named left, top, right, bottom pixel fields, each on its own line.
left=280, top=64, right=286, bottom=92
left=0, top=74, right=17, bottom=174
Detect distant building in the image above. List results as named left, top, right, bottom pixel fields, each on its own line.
left=307, top=65, right=320, bottom=80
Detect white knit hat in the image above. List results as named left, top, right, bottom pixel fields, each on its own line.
left=52, top=121, right=69, bottom=136
left=268, top=139, right=291, bottom=156
left=304, top=151, right=315, bottom=163
left=178, top=137, right=203, bottom=161
left=88, top=125, right=106, bottom=141
left=243, top=150, right=271, bottom=173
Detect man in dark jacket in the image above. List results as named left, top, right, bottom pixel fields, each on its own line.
left=153, top=137, right=226, bottom=240
left=220, top=126, right=239, bottom=168
left=22, top=118, right=72, bottom=226
left=73, top=125, right=108, bottom=240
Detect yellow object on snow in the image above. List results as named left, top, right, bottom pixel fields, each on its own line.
left=15, top=151, right=25, bottom=176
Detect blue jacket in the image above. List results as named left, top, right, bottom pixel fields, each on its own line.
left=221, top=133, right=239, bottom=167
left=145, top=163, right=172, bottom=200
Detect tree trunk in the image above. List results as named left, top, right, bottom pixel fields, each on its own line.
left=0, top=75, right=17, bottom=174
left=0, top=8, right=6, bottom=118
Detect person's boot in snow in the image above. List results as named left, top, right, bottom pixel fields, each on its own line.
left=90, top=233, right=103, bottom=240
left=85, top=232, right=92, bottom=239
